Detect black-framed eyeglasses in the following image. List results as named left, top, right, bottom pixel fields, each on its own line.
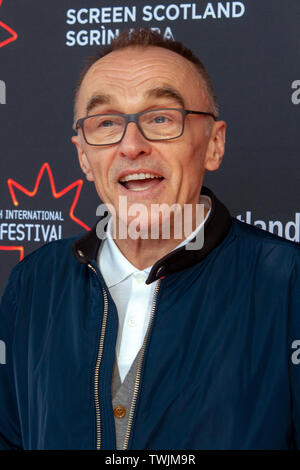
left=75, top=108, right=217, bottom=146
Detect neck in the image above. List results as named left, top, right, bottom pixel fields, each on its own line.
left=111, top=206, right=209, bottom=270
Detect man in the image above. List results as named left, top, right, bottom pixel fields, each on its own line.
left=0, top=29, right=300, bottom=450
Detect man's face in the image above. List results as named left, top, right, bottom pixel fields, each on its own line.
left=72, top=46, right=225, bottom=230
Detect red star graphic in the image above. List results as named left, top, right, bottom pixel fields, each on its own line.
left=0, top=245, right=24, bottom=261
left=0, top=0, right=18, bottom=48
left=0, top=162, right=90, bottom=261
left=7, top=162, right=90, bottom=231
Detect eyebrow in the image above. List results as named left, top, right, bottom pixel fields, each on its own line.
left=86, top=94, right=111, bottom=115
left=146, top=86, right=185, bottom=108
left=85, top=86, right=185, bottom=116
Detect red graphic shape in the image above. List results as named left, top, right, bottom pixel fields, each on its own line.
left=7, top=162, right=90, bottom=231
left=0, top=0, right=18, bottom=48
left=0, top=246, right=24, bottom=261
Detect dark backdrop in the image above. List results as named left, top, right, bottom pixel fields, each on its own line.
left=0, top=0, right=299, bottom=294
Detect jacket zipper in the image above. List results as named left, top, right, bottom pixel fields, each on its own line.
left=89, top=262, right=162, bottom=450
left=88, top=263, right=109, bottom=450
left=122, top=279, right=162, bottom=450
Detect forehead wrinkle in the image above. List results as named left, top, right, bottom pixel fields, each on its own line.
left=88, top=48, right=198, bottom=87
left=87, top=65, right=192, bottom=100
left=77, top=47, right=210, bottom=118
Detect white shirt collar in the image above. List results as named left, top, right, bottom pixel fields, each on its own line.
left=98, top=195, right=211, bottom=288
left=98, top=228, right=150, bottom=288
left=173, top=195, right=211, bottom=249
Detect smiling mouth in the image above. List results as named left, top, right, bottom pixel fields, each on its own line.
left=119, top=172, right=164, bottom=192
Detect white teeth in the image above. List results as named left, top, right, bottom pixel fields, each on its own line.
left=130, top=187, right=149, bottom=191
left=119, top=172, right=162, bottom=182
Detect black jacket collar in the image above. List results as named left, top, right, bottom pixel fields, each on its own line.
left=72, top=186, right=232, bottom=284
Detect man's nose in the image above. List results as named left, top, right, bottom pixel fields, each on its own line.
left=118, top=122, right=152, bottom=159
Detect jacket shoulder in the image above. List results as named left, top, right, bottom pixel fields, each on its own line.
left=231, top=219, right=300, bottom=271
left=8, top=235, right=82, bottom=281
left=232, top=218, right=300, bottom=250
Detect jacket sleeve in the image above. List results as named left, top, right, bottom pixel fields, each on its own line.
left=288, top=255, right=300, bottom=449
left=0, top=270, right=23, bottom=450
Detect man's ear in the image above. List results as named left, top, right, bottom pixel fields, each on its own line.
left=204, top=120, right=226, bottom=171
left=71, top=135, right=94, bottom=181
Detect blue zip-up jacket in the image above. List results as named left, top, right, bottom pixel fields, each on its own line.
left=0, top=187, right=300, bottom=450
